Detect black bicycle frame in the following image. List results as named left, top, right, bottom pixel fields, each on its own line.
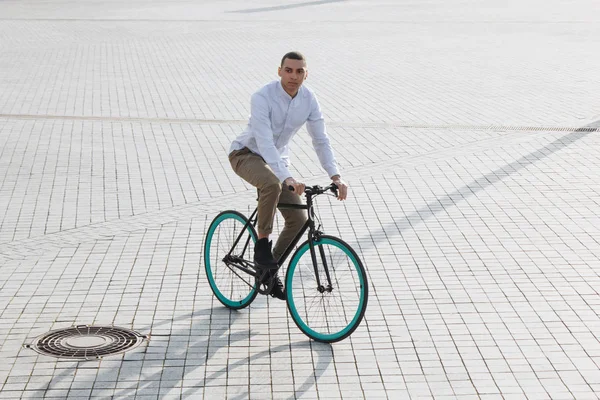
left=226, top=192, right=333, bottom=290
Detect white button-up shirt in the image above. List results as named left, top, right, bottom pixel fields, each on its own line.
left=230, top=80, right=340, bottom=182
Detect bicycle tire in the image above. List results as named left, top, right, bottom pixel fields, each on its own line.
left=285, top=235, right=368, bottom=343
left=204, top=210, right=259, bottom=309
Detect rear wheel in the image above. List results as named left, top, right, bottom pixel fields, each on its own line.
left=285, top=235, right=368, bottom=343
left=204, top=211, right=258, bottom=309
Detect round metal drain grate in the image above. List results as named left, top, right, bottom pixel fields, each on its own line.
left=25, top=325, right=147, bottom=360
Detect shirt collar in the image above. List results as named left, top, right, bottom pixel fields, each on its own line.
left=277, top=80, right=302, bottom=101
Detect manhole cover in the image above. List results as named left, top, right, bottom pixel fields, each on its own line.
left=25, top=325, right=147, bottom=360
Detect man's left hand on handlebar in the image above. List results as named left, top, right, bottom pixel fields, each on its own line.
left=331, top=175, right=348, bottom=201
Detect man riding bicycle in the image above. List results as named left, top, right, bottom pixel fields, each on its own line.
left=228, top=51, right=349, bottom=300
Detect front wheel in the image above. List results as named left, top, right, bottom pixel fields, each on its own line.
left=204, top=210, right=258, bottom=309
left=285, top=235, right=368, bottom=343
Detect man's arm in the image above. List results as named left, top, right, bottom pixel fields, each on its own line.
left=306, top=95, right=340, bottom=179
left=306, top=95, right=347, bottom=200
left=250, top=93, right=292, bottom=182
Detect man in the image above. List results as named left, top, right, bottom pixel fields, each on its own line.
left=228, top=51, right=348, bottom=300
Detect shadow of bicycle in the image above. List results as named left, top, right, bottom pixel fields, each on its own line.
left=38, top=304, right=333, bottom=399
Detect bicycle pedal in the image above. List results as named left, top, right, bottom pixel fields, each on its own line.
left=256, top=275, right=275, bottom=295
left=253, top=261, right=279, bottom=295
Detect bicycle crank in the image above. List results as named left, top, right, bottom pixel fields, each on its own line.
left=255, top=268, right=276, bottom=295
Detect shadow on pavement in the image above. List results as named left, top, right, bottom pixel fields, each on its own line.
left=358, top=120, right=600, bottom=249
left=37, top=304, right=332, bottom=398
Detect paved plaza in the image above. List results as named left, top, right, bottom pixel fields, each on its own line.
left=1, top=0, right=600, bottom=398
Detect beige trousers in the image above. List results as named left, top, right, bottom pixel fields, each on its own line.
left=229, top=147, right=307, bottom=260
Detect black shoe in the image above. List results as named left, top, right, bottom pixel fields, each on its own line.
left=269, top=271, right=286, bottom=301
left=254, top=238, right=278, bottom=269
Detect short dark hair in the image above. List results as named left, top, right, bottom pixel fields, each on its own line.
left=280, top=51, right=306, bottom=67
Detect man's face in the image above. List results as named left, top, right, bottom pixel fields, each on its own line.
left=278, top=58, right=308, bottom=96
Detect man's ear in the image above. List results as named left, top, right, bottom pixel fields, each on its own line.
left=278, top=67, right=282, bottom=77
left=305, top=70, right=309, bottom=80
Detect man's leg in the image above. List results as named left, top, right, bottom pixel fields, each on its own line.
left=273, top=185, right=308, bottom=262
left=229, top=148, right=281, bottom=239
left=228, top=148, right=290, bottom=300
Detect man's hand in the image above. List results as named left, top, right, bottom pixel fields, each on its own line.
left=284, top=177, right=306, bottom=196
left=331, top=175, right=348, bottom=200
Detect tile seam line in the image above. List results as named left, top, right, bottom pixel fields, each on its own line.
left=1, top=114, right=597, bottom=133
left=0, top=129, right=553, bottom=257
left=0, top=129, right=542, bottom=249
left=0, top=18, right=595, bottom=24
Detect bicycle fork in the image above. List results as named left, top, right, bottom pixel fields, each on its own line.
left=308, top=238, right=334, bottom=293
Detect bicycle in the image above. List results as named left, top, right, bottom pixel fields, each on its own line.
left=204, top=183, right=368, bottom=343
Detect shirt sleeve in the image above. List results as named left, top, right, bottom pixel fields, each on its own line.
left=250, top=93, right=292, bottom=182
left=306, top=94, right=340, bottom=178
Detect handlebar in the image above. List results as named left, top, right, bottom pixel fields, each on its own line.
left=288, top=183, right=338, bottom=196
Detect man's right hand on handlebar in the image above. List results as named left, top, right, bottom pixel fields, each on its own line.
left=284, top=177, right=306, bottom=196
